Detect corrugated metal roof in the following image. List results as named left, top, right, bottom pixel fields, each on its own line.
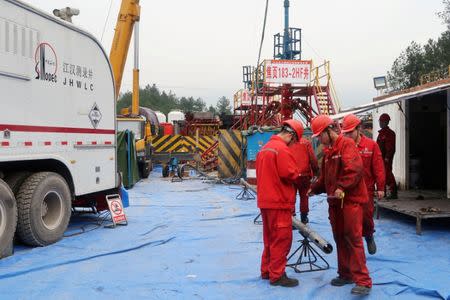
left=331, top=78, right=450, bottom=119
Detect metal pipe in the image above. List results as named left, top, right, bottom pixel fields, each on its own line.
left=240, top=178, right=333, bottom=254
left=131, top=21, right=140, bottom=116
left=134, top=22, right=139, bottom=69
left=291, top=217, right=333, bottom=254
left=283, top=0, right=290, bottom=59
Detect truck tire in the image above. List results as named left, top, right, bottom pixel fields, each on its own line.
left=4, top=171, right=31, bottom=195
left=0, top=179, right=17, bottom=258
left=162, top=165, right=170, bottom=178
left=177, top=165, right=185, bottom=178
left=16, top=172, right=71, bottom=246
left=139, top=161, right=151, bottom=179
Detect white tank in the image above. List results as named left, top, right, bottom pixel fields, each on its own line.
left=168, top=110, right=185, bottom=124
left=155, top=111, right=166, bottom=123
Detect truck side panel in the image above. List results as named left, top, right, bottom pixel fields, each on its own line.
left=0, top=0, right=117, bottom=196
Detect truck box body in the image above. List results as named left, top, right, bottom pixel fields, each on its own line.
left=0, top=0, right=117, bottom=195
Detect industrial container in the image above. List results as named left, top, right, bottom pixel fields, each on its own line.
left=245, top=131, right=276, bottom=185
left=168, top=110, right=185, bottom=124
left=155, top=111, right=166, bottom=123
left=160, top=122, right=174, bottom=135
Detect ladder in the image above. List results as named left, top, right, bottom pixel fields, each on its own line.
left=310, top=61, right=340, bottom=115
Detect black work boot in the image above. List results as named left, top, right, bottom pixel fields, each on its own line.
left=300, top=213, right=309, bottom=224
left=330, top=277, right=354, bottom=286
left=386, top=192, right=398, bottom=199
left=351, top=285, right=371, bottom=295
left=365, top=236, right=377, bottom=255
left=270, top=273, right=299, bottom=287
left=387, top=184, right=398, bottom=199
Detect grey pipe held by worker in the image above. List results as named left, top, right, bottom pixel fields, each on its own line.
left=240, top=178, right=333, bottom=254
left=291, top=217, right=333, bottom=254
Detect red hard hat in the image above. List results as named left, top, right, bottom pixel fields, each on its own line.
left=341, top=114, right=361, bottom=133
left=379, top=113, right=391, bottom=122
left=311, top=115, right=334, bottom=137
left=282, top=119, right=304, bottom=140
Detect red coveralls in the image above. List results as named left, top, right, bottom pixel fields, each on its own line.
left=290, top=139, right=319, bottom=214
left=376, top=127, right=396, bottom=194
left=357, top=135, right=385, bottom=238
left=256, top=135, right=299, bottom=282
left=311, top=135, right=372, bottom=287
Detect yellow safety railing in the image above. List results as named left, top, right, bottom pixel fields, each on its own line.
left=310, top=61, right=341, bottom=114
left=420, top=65, right=450, bottom=85
left=250, top=62, right=265, bottom=96
left=233, top=89, right=242, bottom=110
left=245, top=60, right=341, bottom=115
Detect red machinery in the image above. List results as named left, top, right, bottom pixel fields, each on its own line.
left=232, top=0, right=340, bottom=130
left=233, top=61, right=340, bottom=130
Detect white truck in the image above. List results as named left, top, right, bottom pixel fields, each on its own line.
left=0, top=0, right=119, bottom=257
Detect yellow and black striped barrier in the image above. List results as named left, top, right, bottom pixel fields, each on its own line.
left=151, top=135, right=185, bottom=153
left=217, top=130, right=244, bottom=179
left=183, top=135, right=217, bottom=153
left=151, top=135, right=217, bottom=154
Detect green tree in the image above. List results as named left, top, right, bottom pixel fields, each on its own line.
left=387, top=41, right=425, bottom=90
left=387, top=32, right=450, bottom=90
left=116, top=84, right=207, bottom=115
left=438, top=0, right=450, bottom=30
left=178, top=97, right=206, bottom=113
left=207, top=104, right=217, bottom=115
left=387, top=1, right=450, bottom=90
left=216, top=96, right=232, bottom=115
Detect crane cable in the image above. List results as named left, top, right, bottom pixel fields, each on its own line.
left=101, top=0, right=114, bottom=42
left=254, top=0, right=269, bottom=121
left=256, top=0, right=269, bottom=69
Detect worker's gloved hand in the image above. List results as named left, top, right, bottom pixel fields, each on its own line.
left=300, top=213, right=309, bottom=224
left=334, top=188, right=344, bottom=199
left=376, top=191, right=385, bottom=199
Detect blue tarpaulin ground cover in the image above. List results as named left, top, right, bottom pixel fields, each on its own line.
left=0, top=168, right=449, bottom=299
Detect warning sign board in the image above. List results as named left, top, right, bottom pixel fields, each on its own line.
left=106, top=195, right=127, bottom=226
left=264, top=59, right=311, bottom=85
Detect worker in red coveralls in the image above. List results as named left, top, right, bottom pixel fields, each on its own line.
left=377, top=113, right=397, bottom=199
left=256, top=119, right=303, bottom=287
left=309, top=115, right=372, bottom=296
left=341, top=114, right=385, bottom=255
left=289, top=137, right=319, bottom=224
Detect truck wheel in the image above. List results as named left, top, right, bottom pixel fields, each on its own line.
left=139, top=162, right=151, bottom=179
left=0, top=179, right=17, bottom=258
left=177, top=165, right=185, bottom=178
left=16, top=172, right=71, bottom=246
left=162, top=165, right=170, bottom=178
left=4, top=172, right=31, bottom=195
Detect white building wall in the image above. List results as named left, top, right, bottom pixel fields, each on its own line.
left=373, top=101, right=407, bottom=189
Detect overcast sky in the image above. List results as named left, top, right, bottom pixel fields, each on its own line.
left=26, top=0, right=446, bottom=109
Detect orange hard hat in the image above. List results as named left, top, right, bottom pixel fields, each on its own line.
left=282, top=119, right=304, bottom=140
left=311, top=115, right=334, bottom=137
left=341, top=114, right=362, bottom=133
left=379, top=113, right=391, bottom=122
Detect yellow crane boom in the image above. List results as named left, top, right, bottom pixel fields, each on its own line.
left=109, top=0, right=140, bottom=115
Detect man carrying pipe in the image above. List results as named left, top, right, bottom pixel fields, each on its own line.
left=309, top=115, right=372, bottom=296
left=240, top=178, right=334, bottom=255
left=256, top=119, right=303, bottom=287
left=341, top=114, right=385, bottom=255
